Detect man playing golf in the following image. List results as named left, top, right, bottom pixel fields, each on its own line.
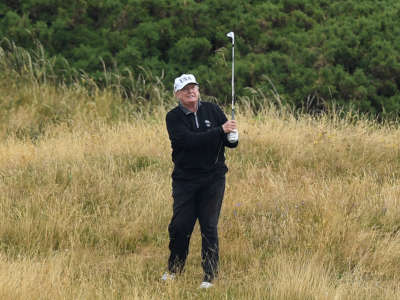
left=162, top=73, right=238, bottom=288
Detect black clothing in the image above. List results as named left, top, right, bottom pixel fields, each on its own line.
left=168, top=173, right=225, bottom=281
left=165, top=100, right=238, bottom=282
left=166, top=101, right=238, bottom=181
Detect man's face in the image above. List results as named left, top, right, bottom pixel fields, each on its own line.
left=176, top=83, right=199, bottom=106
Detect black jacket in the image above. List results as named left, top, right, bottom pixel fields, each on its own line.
left=166, top=101, right=238, bottom=180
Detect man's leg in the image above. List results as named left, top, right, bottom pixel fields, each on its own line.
left=197, top=175, right=225, bottom=282
left=168, top=180, right=198, bottom=274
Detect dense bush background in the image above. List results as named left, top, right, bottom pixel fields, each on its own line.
left=1, top=0, right=400, bottom=115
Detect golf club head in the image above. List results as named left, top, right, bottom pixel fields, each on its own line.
left=226, top=32, right=234, bottom=44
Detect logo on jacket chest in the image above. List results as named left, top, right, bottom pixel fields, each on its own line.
left=204, top=120, right=211, bottom=128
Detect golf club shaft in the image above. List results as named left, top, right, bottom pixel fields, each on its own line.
left=226, top=31, right=238, bottom=143
left=231, top=35, right=235, bottom=120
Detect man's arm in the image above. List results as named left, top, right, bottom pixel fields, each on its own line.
left=166, top=111, right=225, bottom=150
left=214, top=105, right=238, bottom=148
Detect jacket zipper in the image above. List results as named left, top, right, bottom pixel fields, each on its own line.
left=194, top=112, right=199, bottom=128
left=215, top=141, right=222, bottom=164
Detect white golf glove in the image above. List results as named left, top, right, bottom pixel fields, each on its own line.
left=227, top=129, right=239, bottom=143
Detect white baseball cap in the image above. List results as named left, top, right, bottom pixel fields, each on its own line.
left=174, top=74, right=198, bottom=92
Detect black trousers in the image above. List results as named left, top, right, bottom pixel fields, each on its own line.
left=168, top=173, right=225, bottom=282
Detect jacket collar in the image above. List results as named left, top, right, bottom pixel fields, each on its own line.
left=179, top=100, right=202, bottom=115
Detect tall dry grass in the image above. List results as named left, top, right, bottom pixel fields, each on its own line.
left=1, top=44, right=400, bottom=299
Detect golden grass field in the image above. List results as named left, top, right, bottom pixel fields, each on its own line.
left=1, top=64, right=400, bottom=299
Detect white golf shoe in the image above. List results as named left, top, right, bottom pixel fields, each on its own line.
left=161, top=272, right=176, bottom=281
left=199, top=281, right=214, bottom=289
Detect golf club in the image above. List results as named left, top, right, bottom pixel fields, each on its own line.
left=226, top=31, right=238, bottom=143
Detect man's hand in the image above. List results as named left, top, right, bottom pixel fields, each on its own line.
left=223, top=120, right=239, bottom=143
left=222, top=120, right=237, bottom=133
